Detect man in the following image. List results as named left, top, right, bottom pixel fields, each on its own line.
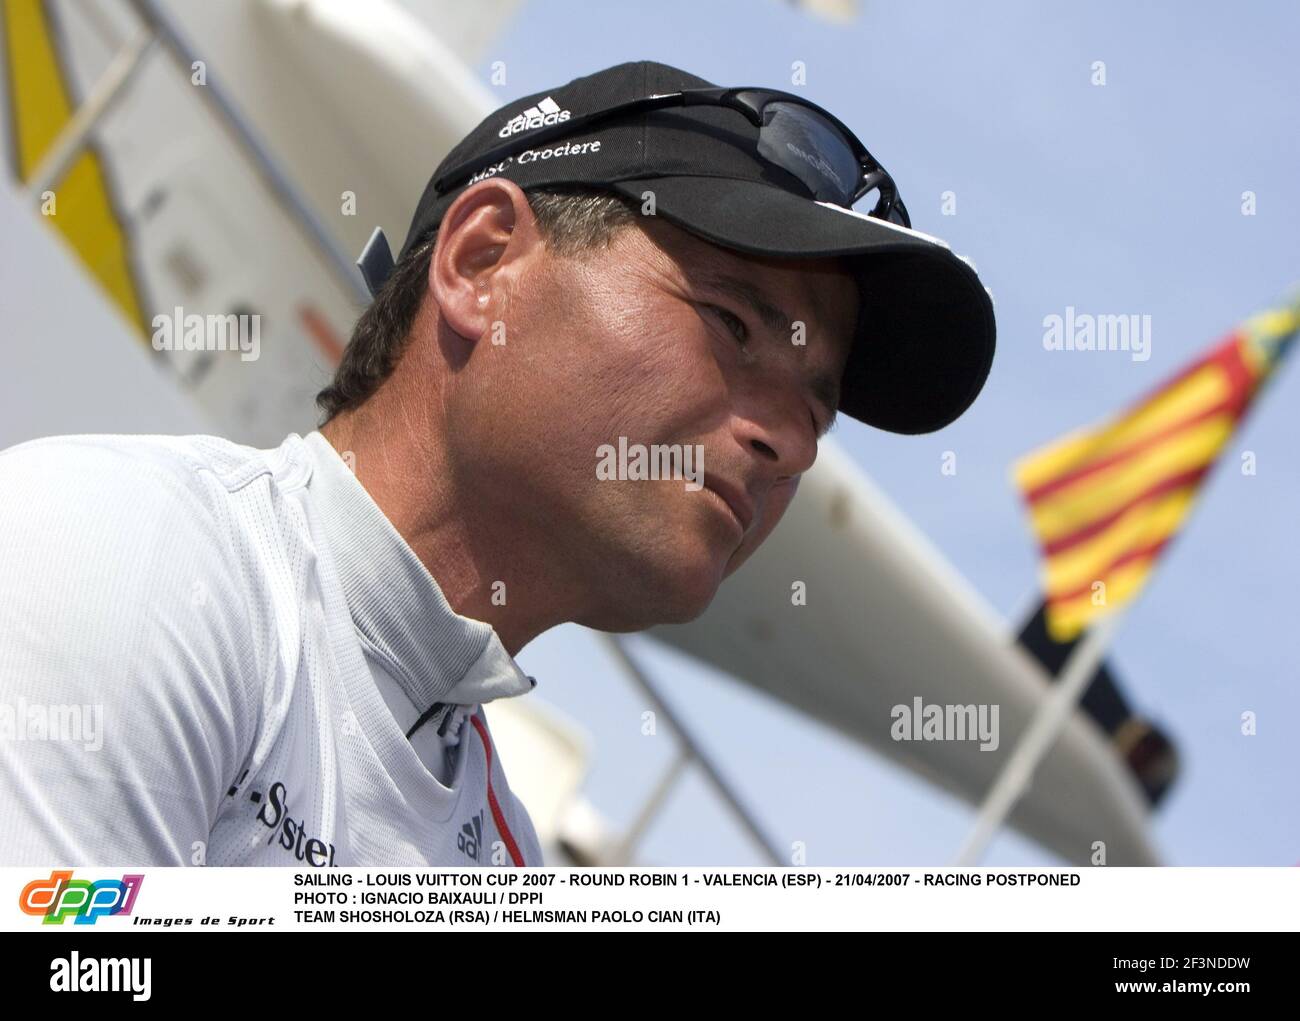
left=0, top=61, right=994, bottom=866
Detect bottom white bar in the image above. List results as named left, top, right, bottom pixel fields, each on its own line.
left=3, top=866, right=1297, bottom=932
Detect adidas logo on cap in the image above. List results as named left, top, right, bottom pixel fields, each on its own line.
left=498, top=95, right=571, bottom=138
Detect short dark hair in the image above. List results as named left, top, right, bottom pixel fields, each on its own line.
left=315, top=186, right=643, bottom=424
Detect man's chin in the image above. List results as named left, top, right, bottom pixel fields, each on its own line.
left=580, top=554, right=725, bottom=631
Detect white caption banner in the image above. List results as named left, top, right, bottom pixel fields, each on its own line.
left=3, top=867, right=1297, bottom=932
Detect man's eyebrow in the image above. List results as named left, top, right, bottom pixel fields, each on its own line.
left=697, top=271, right=843, bottom=436
left=697, top=271, right=796, bottom=339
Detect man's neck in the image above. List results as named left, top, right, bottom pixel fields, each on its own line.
left=318, top=409, right=563, bottom=656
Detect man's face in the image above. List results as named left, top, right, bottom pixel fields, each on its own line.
left=444, top=200, right=858, bottom=632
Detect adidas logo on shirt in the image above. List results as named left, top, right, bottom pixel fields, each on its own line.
left=457, top=810, right=485, bottom=861
left=498, top=95, right=570, bottom=137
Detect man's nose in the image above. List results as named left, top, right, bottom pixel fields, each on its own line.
left=732, top=392, right=818, bottom=478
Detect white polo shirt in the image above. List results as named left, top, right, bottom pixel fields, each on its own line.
left=0, top=429, right=543, bottom=868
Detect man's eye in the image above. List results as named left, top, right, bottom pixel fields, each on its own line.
left=708, top=305, right=748, bottom=344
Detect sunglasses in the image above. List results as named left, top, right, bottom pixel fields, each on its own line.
left=432, top=86, right=910, bottom=228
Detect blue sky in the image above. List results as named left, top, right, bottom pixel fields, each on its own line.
left=489, top=0, right=1300, bottom=865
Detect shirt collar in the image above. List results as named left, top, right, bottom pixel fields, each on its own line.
left=299, top=430, right=536, bottom=711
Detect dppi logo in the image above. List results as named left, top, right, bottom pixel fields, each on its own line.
left=19, top=870, right=144, bottom=925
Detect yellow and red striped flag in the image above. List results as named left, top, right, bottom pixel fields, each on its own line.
left=1015, top=292, right=1300, bottom=641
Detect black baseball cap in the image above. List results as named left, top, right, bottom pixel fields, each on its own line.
left=360, top=60, right=995, bottom=435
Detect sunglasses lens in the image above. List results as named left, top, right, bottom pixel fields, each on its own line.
left=756, top=101, right=861, bottom=206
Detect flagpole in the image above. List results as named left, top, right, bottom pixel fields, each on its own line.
left=952, top=610, right=1126, bottom=866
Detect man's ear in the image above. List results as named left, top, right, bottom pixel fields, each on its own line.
left=429, top=178, right=537, bottom=341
